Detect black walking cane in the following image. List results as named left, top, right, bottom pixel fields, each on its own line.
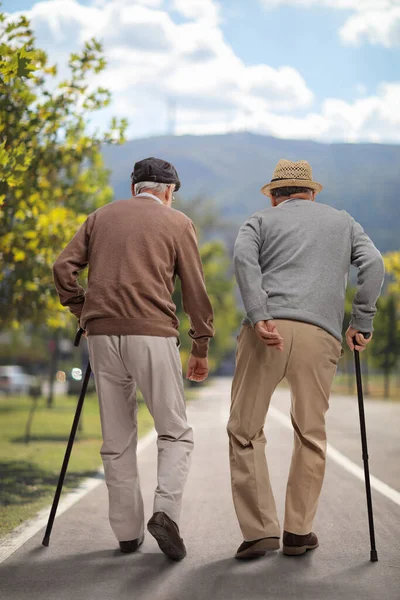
left=42, top=328, right=91, bottom=547
left=353, top=332, right=378, bottom=562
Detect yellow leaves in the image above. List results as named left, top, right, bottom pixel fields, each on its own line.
left=44, top=65, right=57, bottom=77
left=37, top=213, right=49, bottom=228
left=6, top=173, right=21, bottom=187
left=384, top=252, right=400, bottom=273
left=38, top=176, right=51, bottom=190
left=46, top=302, right=73, bottom=330
left=0, top=18, right=126, bottom=330
left=15, top=209, right=26, bottom=220
left=25, top=240, right=37, bottom=252
left=0, top=232, right=14, bottom=252
left=52, top=206, right=69, bottom=222
left=14, top=250, right=26, bottom=261
left=38, top=206, right=68, bottom=228
left=384, top=251, right=400, bottom=296
left=46, top=315, right=61, bottom=329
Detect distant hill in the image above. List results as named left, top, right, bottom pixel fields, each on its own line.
left=102, top=132, right=400, bottom=253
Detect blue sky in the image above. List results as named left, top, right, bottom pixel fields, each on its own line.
left=3, top=0, right=400, bottom=142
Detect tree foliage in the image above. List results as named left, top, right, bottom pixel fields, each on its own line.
left=370, top=294, right=400, bottom=397
left=173, top=196, right=242, bottom=371
left=384, top=251, right=400, bottom=295
left=0, top=10, right=127, bottom=329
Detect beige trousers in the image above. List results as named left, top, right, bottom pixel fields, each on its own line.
left=228, top=320, right=342, bottom=541
left=87, top=335, right=193, bottom=542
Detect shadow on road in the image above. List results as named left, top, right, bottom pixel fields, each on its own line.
left=171, top=553, right=387, bottom=600
left=2, top=547, right=390, bottom=600
left=0, top=547, right=181, bottom=600
left=11, top=435, right=76, bottom=443
left=0, top=460, right=96, bottom=506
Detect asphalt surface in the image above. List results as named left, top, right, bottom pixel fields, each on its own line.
left=1, top=377, right=399, bottom=600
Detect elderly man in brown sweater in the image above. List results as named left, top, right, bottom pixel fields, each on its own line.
left=53, top=157, right=214, bottom=561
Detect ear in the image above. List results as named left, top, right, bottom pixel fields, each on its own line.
left=131, top=183, right=135, bottom=196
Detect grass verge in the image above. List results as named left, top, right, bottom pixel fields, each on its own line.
left=0, top=392, right=154, bottom=538
left=331, top=372, right=400, bottom=400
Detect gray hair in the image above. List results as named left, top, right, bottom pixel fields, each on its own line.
left=134, top=181, right=174, bottom=195
left=271, top=186, right=314, bottom=198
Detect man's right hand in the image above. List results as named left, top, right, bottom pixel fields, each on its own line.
left=345, top=327, right=372, bottom=352
left=255, top=320, right=284, bottom=351
left=186, top=355, right=209, bottom=382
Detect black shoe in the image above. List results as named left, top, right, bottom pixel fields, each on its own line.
left=147, top=512, right=187, bottom=561
left=119, top=534, right=144, bottom=554
left=282, top=530, right=319, bottom=556
left=235, top=537, right=280, bottom=560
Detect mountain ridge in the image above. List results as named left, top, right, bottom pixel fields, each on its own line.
left=102, top=132, right=400, bottom=253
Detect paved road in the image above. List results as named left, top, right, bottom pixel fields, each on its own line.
left=1, top=377, right=400, bottom=600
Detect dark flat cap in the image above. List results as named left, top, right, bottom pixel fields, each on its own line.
left=131, top=157, right=181, bottom=191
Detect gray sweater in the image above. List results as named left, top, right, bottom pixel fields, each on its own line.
left=234, top=199, right=385, bottom=342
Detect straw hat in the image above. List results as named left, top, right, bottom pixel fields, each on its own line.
left=261, top=159, right=323, bottom=197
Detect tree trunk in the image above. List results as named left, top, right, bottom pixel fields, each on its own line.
left=77, top=341, right=89, bottom=435
left=384, top=369, right=390, bottom=399
left=47, top=330, right=60, bottom=408
left=363, top=352, right=370, bottom=397
left=25, top=394, right=40, bottom=444
left=347, top=357, right=354, bottom=395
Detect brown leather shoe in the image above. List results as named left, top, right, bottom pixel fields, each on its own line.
left=119, top=534, right=144, bottom=554
left=282, top=530, right=319, bottom=556
left=235, top=537, right=280, bottom=560
left=147, top=512, right=187, bottom=561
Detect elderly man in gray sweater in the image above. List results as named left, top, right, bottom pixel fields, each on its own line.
left=229, top=158, right=385, bottom=560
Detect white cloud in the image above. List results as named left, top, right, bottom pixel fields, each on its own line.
left=171, top=0, right=220, bottom=24
left=260, top=0, right=400, bottom=47
left=6, top=0, right=400, bottom=143
left=9, top=0, right=313, bottom=130
left=175, top=82, right=400, bottom=144
left=340, top=7, right=400, bottom=47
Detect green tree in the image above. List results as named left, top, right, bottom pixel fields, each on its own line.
left=173, top=196, right=242, bottom=373
left=370, top=294, right=400, bottom=398
left=0, top=9, right=126, bottom=330
left=384, top=252, right=400, bottom=294
left=341, top=285, right=357, bottom=394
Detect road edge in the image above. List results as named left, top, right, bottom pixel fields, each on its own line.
left=0, top=428, right=157, bottom=564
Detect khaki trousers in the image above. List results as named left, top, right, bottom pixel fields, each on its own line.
left=87, top=335, right=193, bottom=542
left=228, top=320, right=342, bottom=541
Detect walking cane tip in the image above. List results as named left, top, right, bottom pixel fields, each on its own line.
left=42, top=536, right=50, bottom=547
left=370, top=550, right=378, bottom=562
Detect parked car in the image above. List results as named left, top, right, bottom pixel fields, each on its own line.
left=0, top=365, right=35, bottom=396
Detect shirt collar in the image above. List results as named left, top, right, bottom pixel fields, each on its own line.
left=278, top=198, right=297, bottom=207
left=135, top=192, right=163, bottom=205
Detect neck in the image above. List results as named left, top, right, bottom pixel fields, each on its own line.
left=275, top=193, right=312, bottom=206
left=136, top=190, right=166, bottom=205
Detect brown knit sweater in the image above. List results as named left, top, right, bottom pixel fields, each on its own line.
left=53, top=196, right=215, bottom=358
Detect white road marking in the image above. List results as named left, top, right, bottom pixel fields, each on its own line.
left=268, top=405, right=400, bottom=507
left=0, top=428, right=158, bottom=564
